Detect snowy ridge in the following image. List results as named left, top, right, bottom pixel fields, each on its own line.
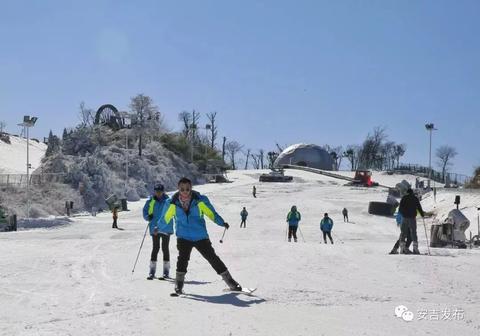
left=0, top=169, right=479, bottom=335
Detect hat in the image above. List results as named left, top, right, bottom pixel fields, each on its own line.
left=154, top=183, right=164, bottom=192
left=407, top=188, right=413, bottom=195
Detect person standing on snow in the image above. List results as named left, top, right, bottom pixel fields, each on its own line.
left=286, top=206, right=301, bottom=242
left=398, top=188, right=425, bottom=254
left=161, top=177, right=242, bottom=295
left=320, top=213, right=334, bottom=244
left=389, top=211, right=412, bottom=254
left=252, top=185, right=257, bottom=198
left=342, top=208, right=349, bottom=222
left=240, top=207, right=248, bottom=228
left=143, top=182, right=171, bottom=280
left=112, top=207, right=119, bottom=229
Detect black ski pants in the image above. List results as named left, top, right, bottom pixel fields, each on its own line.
left=151, top=234, right=170, bottom=262
left=288, top=226, right=298, bottom=240
left=400, top=217, right=418, bottom=243
left=322, top=231, right=333, bottom=243
left=240, top=218, right=247, bottom=228
left=176, top=238, right=227, bottom=274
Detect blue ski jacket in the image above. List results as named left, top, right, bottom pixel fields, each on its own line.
left=142, top=193, right=171, bottom=235
left=287, top=211, right=301, bottom=227
left=320, top=217, right=333, bottom=232
left=160, top=191, right=226, bottom=241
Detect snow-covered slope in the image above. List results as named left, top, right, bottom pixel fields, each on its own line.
left=1, top=169, right=479, bottom=335
left=0, top=135, right=47, bottom=174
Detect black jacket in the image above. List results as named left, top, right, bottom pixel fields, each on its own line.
left=399, top=193, right=425, bottom=219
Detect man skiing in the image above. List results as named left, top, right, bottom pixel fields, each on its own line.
left=389, top=211, right=412, bottom=254
left=342, top=208, right=349, bottom=222
left=161, top=177, right=242, bottom=295
left=142, top=182, right=171, bottom=280
left=320, top=213, right=334, bottom=244
left=398, top=188, right=425, bottom=254
left=286, top=206, right=301, bottom=242
left=240, top=207, right=248, bottom=228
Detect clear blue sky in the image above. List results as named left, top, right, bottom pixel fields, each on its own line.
left=1, top=0, right=479, bottom=175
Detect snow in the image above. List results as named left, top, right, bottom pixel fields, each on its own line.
left=0, top=135, right=47, bottom=174
left=1, top=169, right=480, bottom=335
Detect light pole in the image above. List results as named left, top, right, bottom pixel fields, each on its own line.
left=425, top=123, right=437, bottom=189
left=18, top=115, right=38, bottom=220
left=119, top=112, right=133, bottom=196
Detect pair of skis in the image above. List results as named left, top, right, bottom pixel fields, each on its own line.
left=170, top=287, right=258, bottom=297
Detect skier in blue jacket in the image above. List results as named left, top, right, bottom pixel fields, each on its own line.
left=286, top=206, right=301, bottom=242
left=320, top=213, right=334, bottom=244
left=142, top=183, right=171, bottom=280
left=161, top=177, right=242, bottom=294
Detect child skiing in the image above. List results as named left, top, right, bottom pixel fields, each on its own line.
left=161, top=177, right=242, bottom=295
left=286, top=206, right=301, bottom=242
left=142, top=182, right=171, bottom=280
left=389, top=211, right=412, bottom=254
left=320, top=213, right=334, bottom=244
left=342, top=208, right=349, bottom=222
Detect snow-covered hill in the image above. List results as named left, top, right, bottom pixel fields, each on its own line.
left=1, top=169, right=479, bottom=335
left=0, top=134, right=47, bottom=174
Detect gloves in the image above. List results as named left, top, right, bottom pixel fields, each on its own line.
left=224, top=223, right=230, bottom=229
left=148, top=214, right=153, bottom=221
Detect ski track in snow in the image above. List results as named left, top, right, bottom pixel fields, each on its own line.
left=1, top=169, right=480, bottom=335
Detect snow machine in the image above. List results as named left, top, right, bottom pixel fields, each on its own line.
left=259, top=169, right=293, bottom=182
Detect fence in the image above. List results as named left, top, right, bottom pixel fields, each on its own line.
left=0, top=173, right=66, bottom=187
left=393, top=164, right=471, bottom=186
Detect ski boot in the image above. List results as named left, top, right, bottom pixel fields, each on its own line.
left=412, top=242, right=420, bottom=255
left=163, top=261, right=170, bottom=278
left=288, top=238, right=291, bottom=242
left=147, top=261, right=156, bottom=280
left=294, top=238, right=298, bottom=242
left=221, top=270, right=242, bottom=291
left=389, top=248, right=399, bottom=255
left=174, top=271, right=186, bottom=294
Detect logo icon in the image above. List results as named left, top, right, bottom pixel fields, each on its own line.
left=395, top=305, right=414, bottom=322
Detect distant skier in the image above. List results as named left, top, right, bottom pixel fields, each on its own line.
left=286, top=206, right=301, bottom=242
left=240, top=207, right=248, bottom=228
left=320, top=213, right=334, bottom=244
left=342, top=208, right=349, bottom=222
left=252, top=185, right=257, bottom=198
left=389, top=212, right=412, bottom=254
left=112, top=207, right=119, bottom=229
left=398, top=188, right=425, bottom=254
left=161, top=177, right=242, bottom=295
left=143, top=182, right=171, bottom=280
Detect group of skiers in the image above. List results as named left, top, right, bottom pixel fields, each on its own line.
left=389, top=188, right=425, bottom=255
left=285, top=206, right=335, bottom=244
left=142, top=178, right=242, bottom=295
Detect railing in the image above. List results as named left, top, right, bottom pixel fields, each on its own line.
left=393, top=164, right=471, bottom=186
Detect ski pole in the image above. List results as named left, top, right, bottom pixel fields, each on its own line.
left=298, top=227, right=306, bottom=242
left=219, top=227, right=227, bottom=243
left=422, top=217, right=431, bottom=256
left=132, top=222, right=149, bottom=274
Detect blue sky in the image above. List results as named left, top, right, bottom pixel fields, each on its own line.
left=0, top=0, right=479, bottom=175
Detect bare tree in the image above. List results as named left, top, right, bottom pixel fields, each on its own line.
left=191, top=110, right=200, bottom=142
left=344, top=145, right=361, bottom=171
left=244, top=149, right=251, bottom=170
left=0, top=120, right=6, bottom=133
left=225, top=140, right=243, bottom=170
left=178, top=111, right=191, bottom=138
left=393, top=144, right=406, bottom=168
left=328, top=146, right=343, bottom=171
left=206, top=112, right=218, bottom=149
left=129, top=94, right=161, bottom=156
left=267, top=151, right=279, bottom=169
left=251, top=154, right=260, bottom=169
left=78, top=102, right=95, bottom=127
left=259, top=149, right=265, bottom=169
left=436, top=145, right=458, bottom=182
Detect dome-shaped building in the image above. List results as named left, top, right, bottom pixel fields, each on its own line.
left=274, top=143, right=334, bottom=170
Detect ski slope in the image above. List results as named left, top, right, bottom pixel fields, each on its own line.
left=1, top=169, right=480, bottom=335
left=0, top=135, right=47, bottom=174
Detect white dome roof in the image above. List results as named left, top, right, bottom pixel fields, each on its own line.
left=274, top=143, right=334, bottom=170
